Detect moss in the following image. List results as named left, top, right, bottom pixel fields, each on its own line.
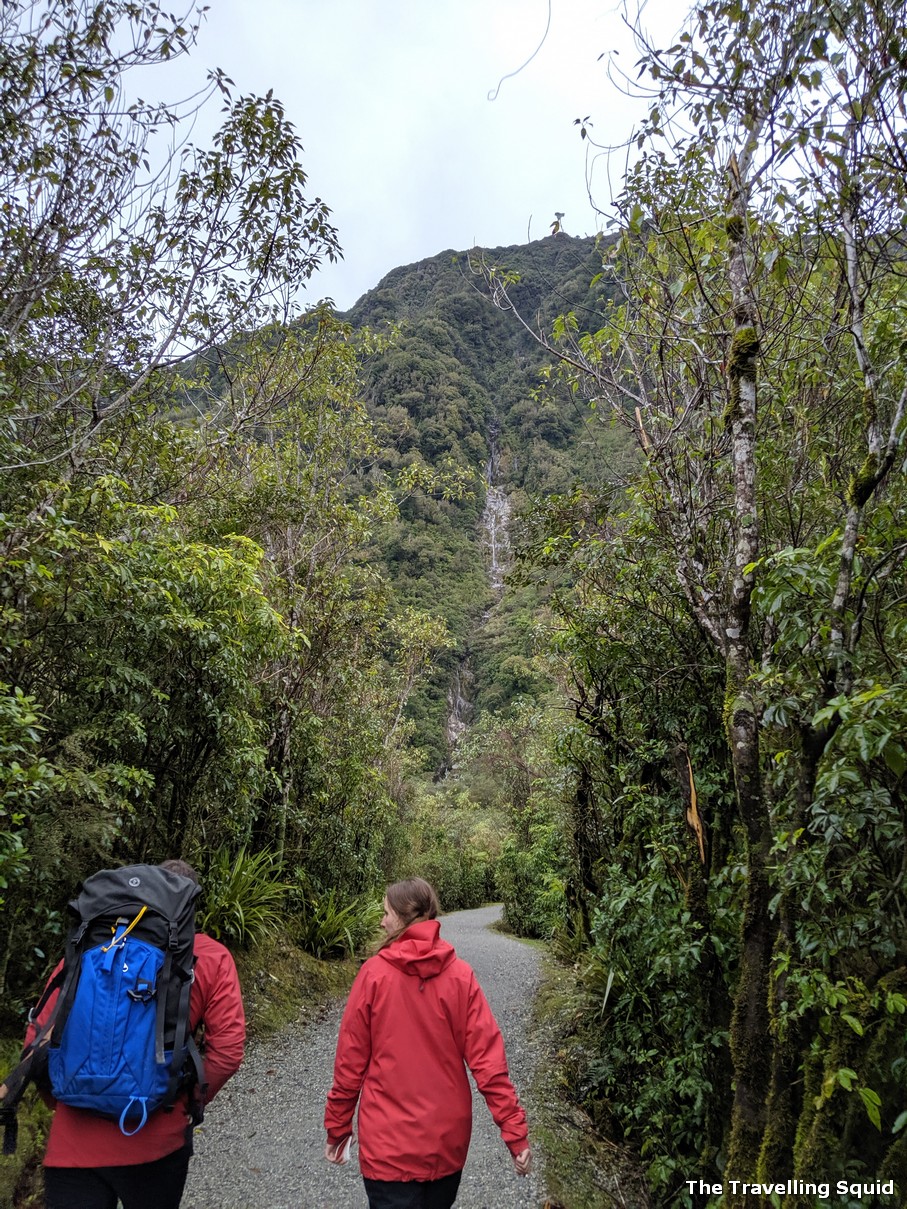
left=861, top=384, right=877, bottom=427
left=791, top=1046, right=824, bottom=1177
left=723, top=677, right=756, bottom=746
left=758, top=1049, right=799, bottom=1178
left=794, top=1011, right=865, bottom=1186
left=881, top=1131, right=907, bottom=1191
left=723, top=325, right=760, bottom=428
left=725, top=921, right=773, bottom=1185
left=726, top=214, right=746, bottom=240
left=846, top=452, right=879, bottom=508
left=727, top=325, right=760, bottom=382
left=234, top=938, right=358, bottom=1039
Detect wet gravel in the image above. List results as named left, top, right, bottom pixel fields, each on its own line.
left=182, top=904, right=547, bottom=1209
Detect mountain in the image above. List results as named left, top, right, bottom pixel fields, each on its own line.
left=342, top=234, right=629, bottom=770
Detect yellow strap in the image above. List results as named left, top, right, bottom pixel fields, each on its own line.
left=101, top=904, right=148, bottom=952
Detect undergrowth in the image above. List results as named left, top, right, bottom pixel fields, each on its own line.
left=529, top=955, right=654, bottom=1209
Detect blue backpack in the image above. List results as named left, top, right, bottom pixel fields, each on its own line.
left=1, top=864, right=205, bottom=1150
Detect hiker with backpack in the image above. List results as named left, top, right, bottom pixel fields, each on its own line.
left=324, top=877, right=532, bottom=1209
left=17, top=859, right=245, bottom=1209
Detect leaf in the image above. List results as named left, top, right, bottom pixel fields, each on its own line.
left=858, top=1086, right=881, bottom=1130
left=883, top=743, right=906, bottom=778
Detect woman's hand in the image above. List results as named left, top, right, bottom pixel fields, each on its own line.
left=324, top=1138, right=351, bottom=1164
left=513, top=1146, right=532, bottom=1176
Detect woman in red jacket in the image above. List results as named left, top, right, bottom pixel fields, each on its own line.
left=324, top=877, right=531, bottom=1209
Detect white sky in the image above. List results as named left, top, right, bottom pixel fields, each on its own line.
left=165, top=0, right=683, bottom=310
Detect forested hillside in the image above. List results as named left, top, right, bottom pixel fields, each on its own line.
left=344, top=235, right=633, bottom=766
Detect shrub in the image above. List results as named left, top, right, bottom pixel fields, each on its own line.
left=292, top=888, right=382, bottom=959
left=197, top=847, right=287, bottom=948
left=497, top=823, right=564, bottom=938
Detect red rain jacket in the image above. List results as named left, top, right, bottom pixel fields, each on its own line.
left=25, top=932, right=245, bottom=1168
left=324, top=919, right=529, bottom=1181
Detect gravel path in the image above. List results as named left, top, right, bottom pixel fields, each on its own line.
left=182, top=904, right=547, bottom=1209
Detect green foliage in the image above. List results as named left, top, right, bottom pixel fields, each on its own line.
left=497, top=826, right=564, bottom=939
left=197, top=847, right=287, bottom=949
left=0, top=688, right=56, bottom=907
left=512, top=0, right=907, bottom=1196
left=1, top=479, right=281, bottom=851
left=447, top=701, right=569, bottom=935
left=291, top=887, right=382, bottom=960
left=396, top=782, right=503, bottom=911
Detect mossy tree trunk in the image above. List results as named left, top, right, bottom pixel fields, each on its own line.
left=721, top=132, right=776, bottom=1200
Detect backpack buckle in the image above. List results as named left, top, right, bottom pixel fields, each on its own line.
left=126, top=979, right=156, bottom=1004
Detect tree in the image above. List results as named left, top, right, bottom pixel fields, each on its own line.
left=0, top=0, right=340, bottom=475
left=493, top=0, right=907, bottom=1199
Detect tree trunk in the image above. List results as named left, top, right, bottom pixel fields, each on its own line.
left=722, top=141, right=777, bottom=1199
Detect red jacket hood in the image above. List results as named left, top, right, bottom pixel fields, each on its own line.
left=377, top=919, right=456, bottom=980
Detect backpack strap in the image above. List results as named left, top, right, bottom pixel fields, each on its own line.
left=154, top=923, right=198, bottom=1114
left=0, top=962, right=69, bottom=1154
left=185, top=1034, right=207, bottom=1126
left=45, top=921, right=91, bottom=1048
left=154, top=948, right=174, bottom=1066
left=163, top=959, right=195, bottom=1107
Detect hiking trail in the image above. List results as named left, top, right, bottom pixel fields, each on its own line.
left=182, top=904, right=546, bottom=1209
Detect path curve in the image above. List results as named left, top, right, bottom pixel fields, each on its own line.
left=182, top=904, right=547, bottom=1208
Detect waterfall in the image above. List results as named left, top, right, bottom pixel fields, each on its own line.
left=442, top=427, right=511, bottom=760
left=445, top=658, right=474, bottom=747
left=483, top=482, right=511, bottom=594
left=482, top=430, right=511, bottom=595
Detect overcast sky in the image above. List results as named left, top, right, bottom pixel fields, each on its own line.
left=171, top=0, right=682, bottom=310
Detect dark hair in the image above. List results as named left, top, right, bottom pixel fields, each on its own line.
left=159, top=859, right=199, bottom=885
left=379, top=878, right=440, bottom=948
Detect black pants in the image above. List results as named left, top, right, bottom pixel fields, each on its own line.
left=43, top=1144, right=192, bottom=1209
left=364, top=1170, right=462, bottom=1209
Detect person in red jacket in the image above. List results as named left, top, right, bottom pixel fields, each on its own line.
left=25, top=859, right=245, bottom=1209
left=324, top=877, right=532, bottom=1209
